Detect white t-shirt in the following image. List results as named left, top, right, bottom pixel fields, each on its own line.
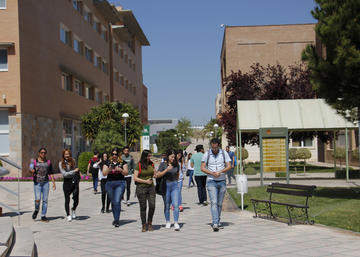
left=187, top=159, right=193, bottom=170
left=201, top=149, right=231, bottom=181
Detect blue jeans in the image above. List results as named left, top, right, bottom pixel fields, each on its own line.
left=162, top=181, right=179, bottom=223
left=178, top=179, right=183, bottom=207
left=188, top=169, right=195, bottom=187
left=34, top=181, right=50, bottom=217
left=106, top=180, right=125, bottom=222
left=207, top=180, right=226, bottom=225
left=93, top=177, right=99, bottom=192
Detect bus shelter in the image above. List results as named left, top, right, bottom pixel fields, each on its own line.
left=235, top=99, right=357, bottom=184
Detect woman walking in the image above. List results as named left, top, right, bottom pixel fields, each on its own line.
left=134, top=150, right=156, bottom=232
left=94, top=152, right=111, bottom=213
left=59, top=149, right=80, bottom=222
left=102, top=147, right=128, bottom=227
left=156, top=150, right=180, bottom=231
left=186, top=153, right=195, bottom=188
left=30, top=148, right=56, bottom=222
left=177, top=150, right=187, bottom=212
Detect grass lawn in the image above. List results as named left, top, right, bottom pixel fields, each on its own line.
left=228, top=186, right=360, bottom=232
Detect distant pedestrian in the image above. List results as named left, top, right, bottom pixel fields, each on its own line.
left=29, top=148, right=56, bottom=222
left=176, top=150, right=187, bottom=212
left=191, top=145, right=207, bottom=205
left=59, top=149, right=80, bottom=222
left=94, top=152, right=111, bottom=213
left=225, top=146, right=236, bottom=185
left=186, top=153, right=195, bottom=188
left=134, top=150, right=156, bottom=232
left=156, top=150, right=181, bottom=231
left=201, top=138, right=231, bottom=232
left=102, top=147, right=128, bottom=227
left=121, top=146, right=135, bottom=206
left=87, top=151, right=100, bottom=194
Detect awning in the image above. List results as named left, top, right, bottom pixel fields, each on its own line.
left=237, top=99, right=357, bottom=132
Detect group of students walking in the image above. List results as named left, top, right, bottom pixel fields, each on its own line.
left=29, top=138, right=233, bottom=232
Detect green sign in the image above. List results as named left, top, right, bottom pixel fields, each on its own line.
left=142, top=125, right=150, bottom=136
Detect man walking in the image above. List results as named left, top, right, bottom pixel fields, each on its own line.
left=225, top=146, right=236, bottom=185
left=201, top=138, right=231, bottom=232
left=121, top=146, right=135, bottom=206
left=191, top=145, right=207, bottom=205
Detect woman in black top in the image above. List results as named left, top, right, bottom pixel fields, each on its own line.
left=94, top=152, right=111, bottom=213
left=59, top=149, right=80, bottom=222
left=156, top=149, right=181, bottom=231
left=102, top=147, right=128, bottom=227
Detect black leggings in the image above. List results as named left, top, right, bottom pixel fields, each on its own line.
left=122, top=176, right=132, bottom=201
left=100, top=179, right=111, bottom=210
left=195, top=176, right=207, bottom=204
left=63, top=181, right=79, bottom=216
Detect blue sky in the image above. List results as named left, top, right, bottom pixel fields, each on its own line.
left=109, top=0, right=317, bottom=126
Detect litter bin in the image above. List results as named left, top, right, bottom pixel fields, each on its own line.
left=236, top=174, right=248, bottom=194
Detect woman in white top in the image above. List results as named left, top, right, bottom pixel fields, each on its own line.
left=94, top=152, right=111, bottom=213
left=186, top=153, right=195, bottom=188
left=177, top=150, right=187, bottom=212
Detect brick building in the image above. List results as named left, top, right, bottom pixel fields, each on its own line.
left=0, top=0, right=149, bottom=175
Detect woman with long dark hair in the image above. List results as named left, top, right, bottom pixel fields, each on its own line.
left=94, top=152, right=111, bottom=213
left=134, top=150, right=156, bottom=232
left=187, top=153, right=195, bottom=188
left=59, top=149, right=80, bottom=222
left=156, top=149, right=180, bottom=231
left=29, top=147, right=56, bottom=222
left=176, top=150, right=187, bottom=212
left=102, top=147, right=128, bottom=227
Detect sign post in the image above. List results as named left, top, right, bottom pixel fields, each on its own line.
left=260, top=128, right=289, bottom=186
left=140, top=125, right=150, bottom=152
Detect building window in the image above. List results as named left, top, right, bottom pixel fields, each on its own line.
left=61, top=73, right=72, bottom=91
left=0, top=0, right=6, bottom=9
left=95, top=90, right=102, bottom=104
left=119, top=48, right=124, bottom=58
left=125, top=79, right=128, bottom=89
left=0, top=49, right=8, bottom=71
left=93, top=17, right=99, bottom=32
left=103, top=94, right=109, bottom=103
left=113, top=42, right=118, bottom=53
left=124, top=54, right=128, bottom=64
left=292, top=137, right=313, bottom=148
left=129, top=59, right=132, bottom=68
left=132, top=63, right=136, bottom=72
left=72, top=0, right=81, bottom=13
left=102, top=61, right=108, bottom=74
left=94, top=54, right=101, bottom=69
left=83, top=6, right=92, bottom=24
left=114, top=70, right=119, bottom=82
left=60, top=25, right=71, bottom=46
left=73, top=37, right=81, bottom=54
left=0, top=110, right=9, bottom=155
left=120, top=75, right=124, bottom=86
left=101, top=26, right=107, bottom=41
left=85, top=46, right=92, bottom=63
left=63, top=119, right=73, bottom=150
left=74, top=79, right=84, bottom=96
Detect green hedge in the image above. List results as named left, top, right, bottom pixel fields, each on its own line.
left=335, top=170, right=360, bottom=179
left=275, top=172, right=287, bottom=177
left=244, top=167, right=257, bottom=175
left=78, top=152, right=93, bottom=173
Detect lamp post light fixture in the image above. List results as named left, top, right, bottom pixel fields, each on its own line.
left=122, top=113, right=129, bottom=145
left=214, top=123, right=219, bottom=138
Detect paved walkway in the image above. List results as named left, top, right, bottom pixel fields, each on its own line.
left=1, top=180, right=360, bottom=257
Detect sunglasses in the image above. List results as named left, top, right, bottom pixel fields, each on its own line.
left=111, top=153, right=118, bottom=156
left=40, top=151, right=47, bottom=154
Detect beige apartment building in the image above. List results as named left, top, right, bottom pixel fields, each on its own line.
left=0, top=0, right=149, bottom=175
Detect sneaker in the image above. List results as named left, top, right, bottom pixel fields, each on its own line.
left=67, top=215, right=72, bottom=222
left=94, top=190, right=97, bottom=195
left=41, top=216, right=49, bottom=222
left=218, top=223, right=224, bottom=229
left=122, top=200, right=127, bottom=204
left=179, top=206, right=183, bottom=212
left=203, top=202, right=208, bottom=206
left=101, top=208, right=105, bottom=213
left=165, top=222, right=171, bottom=229
left=174, top=223, right=180, bottom=231
left=114, top=221, right=120, bottom=227
left=126, top=201, right=130, bottom=207
left=106, top=209, right=111, bottom=213
left=32, top=210, right=39, bottom=220
left=71, top=209, right=76, bottom=219
left=212, top=224, right=219, bottom=232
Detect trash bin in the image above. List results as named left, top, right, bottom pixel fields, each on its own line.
left=236, top=174, right=248, bottom=194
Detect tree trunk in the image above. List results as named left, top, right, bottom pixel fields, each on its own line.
left=303, top=159, right=306, bottom=175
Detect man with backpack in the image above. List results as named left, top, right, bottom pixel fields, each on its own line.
left=87, top=151, right=100, bottom=194
left=201, top=138, right=231, bottom=232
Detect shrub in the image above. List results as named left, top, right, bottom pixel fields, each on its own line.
left=0, top=160, right=2, bottom=166
left=275, top=172, right=287, bottom=178
left=244, top=167, right=257, bottom=175
left=331, top=147, right=347, bottom=169
left=335, top=169, right=360, bottom=179
left=78, top=152, right=93, bottom=173
left=296, top=148, right=311, bottom=174
left=352, top=148, right=359, bottom=160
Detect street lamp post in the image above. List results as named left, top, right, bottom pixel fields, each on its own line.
left=122, top=113, right=129, bottom=145
left=214, top=123, right=219, bottom=138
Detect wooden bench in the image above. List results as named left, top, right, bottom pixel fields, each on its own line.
left=251, top=183, right=316, bottom=225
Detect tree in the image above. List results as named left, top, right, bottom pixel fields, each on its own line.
left=81, top=102, right=142, bottom=147
left=92, top=130, right=124, bottom=154
left=296, top=148, right=312, bottom=175
left=289, top=148, right=298, bottom=173
left=202, top=118, right=223, bottom=140
left=302, top=0, right=360, bottom=121
left=175, top=118, right=193, bottom=140
left=156, top=129, right=181, bottom=153
left=219, top=63, right=325, bottom=146
left=332, top=147, right=347, bottom=170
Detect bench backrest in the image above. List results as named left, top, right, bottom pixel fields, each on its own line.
left=267, top=183, right=316, bottom=206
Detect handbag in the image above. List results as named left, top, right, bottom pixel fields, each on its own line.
left=155, top=176, right=167, bottom=195
left=186, top=170, right=190, bottom=176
